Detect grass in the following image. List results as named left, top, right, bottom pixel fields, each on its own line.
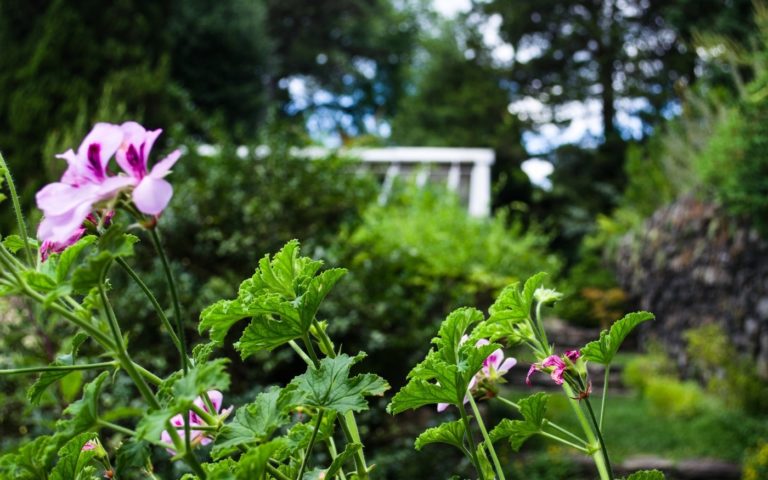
left=494, top=387, right=768, bottom=463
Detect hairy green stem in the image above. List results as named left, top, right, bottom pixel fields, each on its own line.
left=599, top=366, right=609, bottom=429
left=539, top=431, right=589, bottom=453
left=147, top=228, right=188, bottom=373
left=189, top=403, right=218, bottom=426
left=325, top=437, right=348, bottom=480
left=457, top=400, right=485, bottom=480
left=266, top=463, right=292, bottom=480
left=97, top=419, right=137, bottom=438
left=0, top=361, right=116, bottom=375
left=98, top=280, right=160, bottom=410
left=297, top=410, right=325, bottom=480
left=497, top=397, right=587, bottom=445
left=0, top=152, right=33, bottom=265
left=467, top=394, right=505, bottom=480
left=147, top=227, right=194, bottom=456
left=116, top=257, right=182, bottom=352
left=298, top=329, right=369, bottom=479
left=562, top=383, right=610, bottom=480
left=289, top=340, right=315, bottom=366
left=584, top=396, right=614, bottom=480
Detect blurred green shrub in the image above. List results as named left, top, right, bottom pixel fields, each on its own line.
left=622, top=346, right=676, bottom=393
left=623, top=346, right=710, bottom=418
left=643, top=377, right=709, bottom=418
left=684, top=324, right=768, bottom=414
left=744, top=441, right=768, bottom=480
left=324, top=182, right=562, bottom=384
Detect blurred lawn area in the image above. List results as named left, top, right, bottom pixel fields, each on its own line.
left=497, top=387, right=768, bottom=463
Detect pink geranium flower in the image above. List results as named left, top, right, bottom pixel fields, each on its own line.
left=526, top=350, right=581, bottom=386
left=116, top=122, right=181, bottom=216
left=161, top=390, right=233, bottom=455
left=36, top=124, right=133, bottom=245
left=437, top=338, right=516, bottom=412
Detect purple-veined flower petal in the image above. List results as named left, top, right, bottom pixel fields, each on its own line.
left=565, top=350, right=581, bottom=362
left=116, top=122, right=163, bottom=179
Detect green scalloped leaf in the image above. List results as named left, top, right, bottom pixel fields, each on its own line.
left=581, top=311, right=655, bottom=365
left=414, top=419, right=466, bottom=452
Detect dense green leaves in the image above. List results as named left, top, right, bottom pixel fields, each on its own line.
left=581, top=312, right=655, bottom=365
left=71, top=231, right=138, bottom=293
left=56, top=372, right=110, bottom=438
left=414, top=419, right=466, bottom=452
left=200, top=240, right=346, bottom=358
left=212, top=387, right=293, bottom=458
left=490, top=393, right=549, bottom=451
left=291, top=353, right=388, bottom=414
left=115, top=440, right=151, bottom=478
left=388, top=306, right=498, bottom=414
left=49, top=432, right=100, bottom=480
left=28, top=333, right=92, bottom=405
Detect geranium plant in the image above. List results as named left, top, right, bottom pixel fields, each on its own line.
left=0, top=122, right=665, bottom=479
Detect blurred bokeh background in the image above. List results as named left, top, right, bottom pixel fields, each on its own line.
left=1, top=0, right=768, bottom=478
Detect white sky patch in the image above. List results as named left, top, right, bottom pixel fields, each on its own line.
left=433, top=0, right=471, bottom=18
left=521, top=158, right=554, bottom=190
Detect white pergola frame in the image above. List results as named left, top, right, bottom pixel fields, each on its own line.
left=196, top=145, right=496, bottom=217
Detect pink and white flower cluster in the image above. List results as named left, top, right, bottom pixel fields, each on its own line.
left=36, top=122, right=180, bottom=259
left=161, top=390, right=232, bottom=455
left=437, top=337, right=516, bottom=412
left=526, top=350, right=581, bottom=386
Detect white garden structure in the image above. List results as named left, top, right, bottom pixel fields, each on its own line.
left=197, top=145, right=496, bottom=218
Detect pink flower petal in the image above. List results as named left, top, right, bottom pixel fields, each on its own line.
left=526, top=364, right=538, bottom=386
left=132, top=176, right=173, bottom=215
left=437, top=402, right=449, bottom=412
left=149, top=150, right=181, bottom=178
left=497, top=357, right=517, bottom=374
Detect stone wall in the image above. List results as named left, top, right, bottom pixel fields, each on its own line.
left=614, top=196, right=768, bottom=376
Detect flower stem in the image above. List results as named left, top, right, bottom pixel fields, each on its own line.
left=97, top=419, right=137, bottom=437
left=562, top=383, right=610, bottom=480
left=266, top=463, right=292, bottom=480
left=98, top=280, right=160, bottom=410
left=115, top=257, right=182, bottom=352
left=497, top=396, right=587, bottom=445
left=147, top=227, right=188, bottom=374
left=289, top=340, right=315, bottom=366
left=584, top=396, right=614, bottom=480
left=297, top=410, right=325, bottom=480
left=325, top=437, right=348, bottom=480
left=189, top=403, right=218, bottom=426
left=538, top=431, right=589, bottom=453
left=599, top=366, right=609, bottom=430
left=467, top=394, right=506, bottom=480
left=0, top=361, right=116, bottom=375
left=457, top=400, right=485, bottom=480
left=0, top=152, right=33, bottom=265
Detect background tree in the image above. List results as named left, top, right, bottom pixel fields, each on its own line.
left=390, top=17, right=531, bottom=209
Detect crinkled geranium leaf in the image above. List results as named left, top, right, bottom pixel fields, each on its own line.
left=56, top=235, right=97, bottom=283
left=291, top=353, right=389, bottom=415
left=115, top=439, right=150, bottom=478
left=211, top=387, right=294, bottom=459
left=55, top=371, right=110, bottom=437
left=489, top=392, right=549, bottom=451
left=581, top=311, right=655, bottom=365
left=0, top=434, right=62, bottom=480
left=70, top=230, right=138, bottom=294
left=49, top=432, right=100, bottom=480
left=236, top=437, right=289, bottom=480
left=171, top=358, right=230, bottom=404
left=28, top=333, right=93, bottom=405
left=388, top=307, right=499, bottom=414
left=414, top=419, right=466, bottom=452
left=324, top=442, right=362, bottom=478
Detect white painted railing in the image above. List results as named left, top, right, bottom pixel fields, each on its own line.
left=195, top=146, right=496, bottom=217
